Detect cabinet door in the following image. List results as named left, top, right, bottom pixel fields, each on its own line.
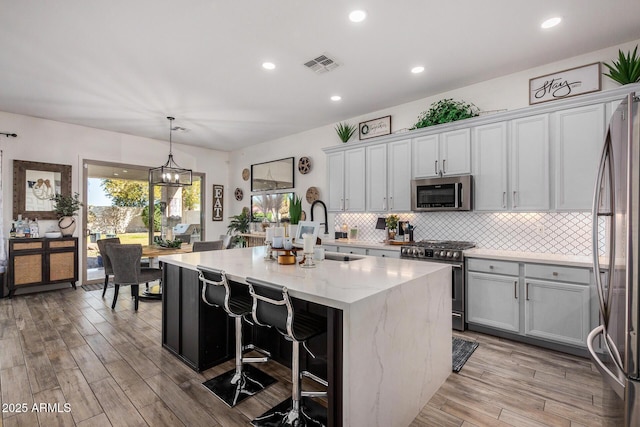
left=327, top=151, right=345, bottom=212
left=510, top=115, right=549, bottom=210
left=524, top=279, right=590, bottom=347
left=472, top=122, right=508, bottom=211
left=412, top=134, right=439, bottom=178
left=554, top=104, right=605, bottom=210
left=467, top=272, right=520, bottom=332
left=366, top=144, right=388, bottom=212
left=387, top=139, right=412, bottom=211
left=440, top=128, right=471, bottom=176
left=344, top=148, right=365, bottom=211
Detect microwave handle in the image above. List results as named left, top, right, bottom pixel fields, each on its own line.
left=455, top=183, right=460, bottom=208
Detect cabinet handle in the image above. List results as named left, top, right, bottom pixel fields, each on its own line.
left=340, top=198, right=344, bottom=211
left=514, top=281, right=518, bottom=299
left=503, top=191, right=506, bottom=208
left=382, top=197, right=386, bottom=211
left=434, top=160, right=438, bottom=175
left=489, top=265, right=494, bottom=269
left=442, top=159, right=447, bottom=174
left=513, top=191, right=517, bottom=208
left=526, top=282, right=530, bottom=300
left=552, top=272, right=558, bottom=276
left=389, top=196, right=393, bottom=210
left=345, top=198, right=349, bottom=210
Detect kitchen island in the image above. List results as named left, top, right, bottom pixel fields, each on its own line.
left=159, top=246, right=451, bottom=427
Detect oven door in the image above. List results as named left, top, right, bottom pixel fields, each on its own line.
left=451, top=263, right=465, bottom=331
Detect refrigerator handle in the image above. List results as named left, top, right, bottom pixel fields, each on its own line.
left=587, top=325, right=625, bottom=399
left=591, top=128, right=615, bottom=328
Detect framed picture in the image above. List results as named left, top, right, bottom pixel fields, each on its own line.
left=529, top=62, right=601, bottom=105
left=359, top=115, right=391, bottom=140
left=14, top=160, right=72, bottom=220
left=293, top=221, right=321, bottom=247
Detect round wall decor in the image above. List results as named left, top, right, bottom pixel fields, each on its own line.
left=305, top=186, right=320, bottom=203
left=298, top=157, right=311, bottom=174
left=234, top=188, right=244, bottom=201
left=242, top=168, right=250, bottom=181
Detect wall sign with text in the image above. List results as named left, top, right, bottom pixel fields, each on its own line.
left=359, top=115, right=391, bottom=140
left=529, top=62, right=601, bottom=105
left=212, top=184, right=223, bottom=221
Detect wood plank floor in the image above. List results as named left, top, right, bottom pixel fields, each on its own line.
left=0, top=287, right=624, bottom=426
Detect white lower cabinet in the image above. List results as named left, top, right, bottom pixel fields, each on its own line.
left=467, top=258, right=594, bottom=349
left=322, top=245, right=400, bottom=258
left=467, top=271, right=520, bottom=332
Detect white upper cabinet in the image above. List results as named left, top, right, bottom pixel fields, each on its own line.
left=327, top=148, right=365, bottom=212
left=472, top=122, right=508, bottom=211
left=510, top=115, right=550, bottom=211
left=366, top=139, right=411, bottom=212
left=553, top=103, right=605, bottom=211
left=413, top=129, right=471, bottom=178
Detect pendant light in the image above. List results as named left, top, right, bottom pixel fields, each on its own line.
left=149, top=116, right=192, bottom=187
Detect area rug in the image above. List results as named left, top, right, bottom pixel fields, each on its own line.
left=452, top=337, right=479, bottom=372
left=81, top=283, right=111, bottom=292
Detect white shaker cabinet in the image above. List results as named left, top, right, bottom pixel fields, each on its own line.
left=510, top=114, right=550, bottom=211
left=472, top=122, right=508, bottom=211
left=553, top=103, right=605, bottom=211
left=367, top=139, right=411, bottom=212
left=413, top=129, right=471, bottom=178
left=327, top=148, right=365, bottom=212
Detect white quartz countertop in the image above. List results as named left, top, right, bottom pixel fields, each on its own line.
left=159, top=246, right=449, bottom=310
left=464, top=248, right=595, bottom=268
left=321, top=239, right=402, bottom=251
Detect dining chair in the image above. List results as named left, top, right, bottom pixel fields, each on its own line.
left=192, top=240, right=224, bottom=252
left=105, top=244, right=162, bottom=311
left=219, top=234, right=233, bottom=249
left=96, top=237, right=120, bottom=298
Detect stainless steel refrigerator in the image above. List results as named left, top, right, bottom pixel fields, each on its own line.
left=588, top=91, right=640, bottom=426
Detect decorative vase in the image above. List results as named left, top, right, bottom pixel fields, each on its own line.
left=388, top=230, right=396, bottom=241
left=58, top=216, right=76, bottom=237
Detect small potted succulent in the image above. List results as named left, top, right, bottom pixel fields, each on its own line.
left=51, top=192, right=83, bottom=236
left=335, top=122, right=357, bottom=143
left=603, top=45, right=640, bottom=85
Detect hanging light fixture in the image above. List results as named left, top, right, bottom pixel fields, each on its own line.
left=149, top=116, right=193, bottom=187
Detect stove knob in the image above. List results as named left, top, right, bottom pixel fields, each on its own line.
left=452, top=252, right=460, bottom=259
left=439, top=251, right=446, bottom=257
left=446, top=251, right=452, bottom=258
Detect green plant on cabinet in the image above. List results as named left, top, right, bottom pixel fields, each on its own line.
left=603, top=45, right=640, bottom=85
left=411, top=98, right=479, bottom=129
left=335, top=122, right=357, bottom=143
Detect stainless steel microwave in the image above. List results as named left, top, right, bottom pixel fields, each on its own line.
left=411, top=175, right=472, bottom=211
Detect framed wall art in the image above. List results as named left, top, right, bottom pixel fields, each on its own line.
left=529, top=62, right=601, bottom=105
left=212, top=184, right=223, bottom=221
left=359, top=115, right=391, bottom=140
left=13, top=160, right=72, bottom=220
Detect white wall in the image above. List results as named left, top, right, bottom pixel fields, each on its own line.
left=228, top=38, right=640, bottom=235
left=0, top=112, right=229, bottom=268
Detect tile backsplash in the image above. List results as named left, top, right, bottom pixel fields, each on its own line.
left=334, top=212, right=605, bottom=256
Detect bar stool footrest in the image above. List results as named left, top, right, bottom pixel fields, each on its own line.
left=251, top=397, right=327, bottom=427
left=203, top=364, right=276, bottom=408
left=301, top=370, right=328, bottom=387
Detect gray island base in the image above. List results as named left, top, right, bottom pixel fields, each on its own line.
left=159, top=246, right=452, bottom=427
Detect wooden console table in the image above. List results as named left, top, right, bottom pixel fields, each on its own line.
left=8, top=237, right=78, bottom=297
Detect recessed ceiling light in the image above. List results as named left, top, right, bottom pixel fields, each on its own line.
left=349, top=10, right=367, bottom=23
left=122, top=170, right=128, bottom=173
left=113, top=173, right=119, bottom=176
left=331, top=95, right=342, bottom=101
left=262, top=62, right=276, bottom=70
left=541, top=17, right=562, bottom=29
left=411, top=66, right=425, bottom=74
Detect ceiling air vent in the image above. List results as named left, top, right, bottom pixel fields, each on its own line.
left=304, top=54, right=340, bottom=74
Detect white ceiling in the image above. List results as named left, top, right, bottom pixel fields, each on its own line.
left=2, top=1, right=640, bottom=152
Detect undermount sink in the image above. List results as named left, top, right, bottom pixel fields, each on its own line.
left=323, top=253, right=364, bottom=262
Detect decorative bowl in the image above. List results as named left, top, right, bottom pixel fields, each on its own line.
left=45, top=232, right=62, bottom=238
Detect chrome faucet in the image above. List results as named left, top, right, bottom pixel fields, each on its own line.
left=310, top=200, right=328, bottom=235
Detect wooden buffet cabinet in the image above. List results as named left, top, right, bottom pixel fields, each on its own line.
left=8, top=237, right=78, bottom=297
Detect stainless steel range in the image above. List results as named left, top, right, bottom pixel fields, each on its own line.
left=401, top=240, right=476, bottom=331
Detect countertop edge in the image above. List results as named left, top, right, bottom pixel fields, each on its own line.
left=463, top=248, right=595, bottom=268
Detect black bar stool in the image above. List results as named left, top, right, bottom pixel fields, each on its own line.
left=246, top=277, right=328, bottom=427
left=198, top=266, right=276, bottom=407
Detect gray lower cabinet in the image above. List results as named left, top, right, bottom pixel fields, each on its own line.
left=322, top=244, right=400, bottom=258
left=467, top=257, right=593, bottom=351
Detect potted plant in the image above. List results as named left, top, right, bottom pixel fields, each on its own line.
left=335, top=122, right=357, bottom=143
left=604, top=45, right=640, bottom=85
left=227, top=207, right=250, bottom=247
left=385, top=214, right=399, bottom=240
left=51, top=192, right=83, bottom=236
left=288, top=194, right=302, bottom=238
left=411, top=98, right=479, bottom=129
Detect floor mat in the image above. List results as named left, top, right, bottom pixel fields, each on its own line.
left=452, top=337, right=479, bottom=372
